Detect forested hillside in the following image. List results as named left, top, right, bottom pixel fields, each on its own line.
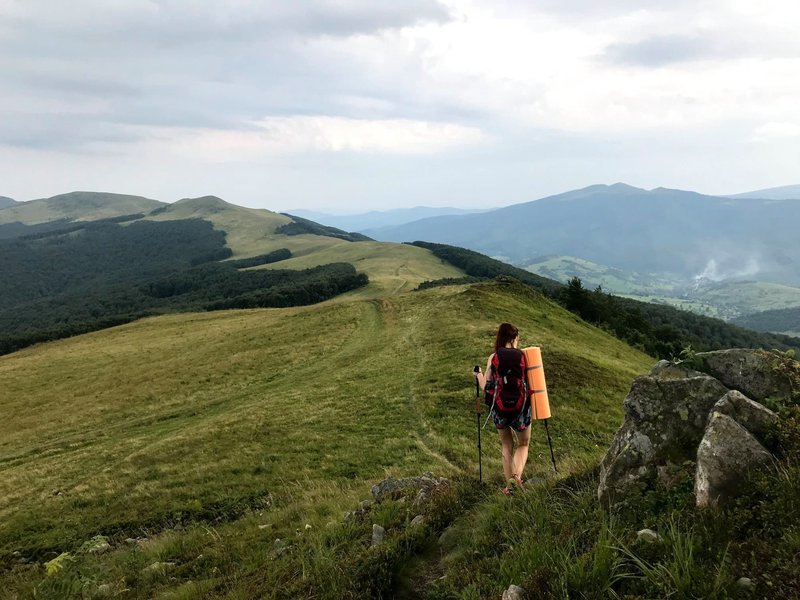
left=734, top=306, right=800, bottom=336
left=0, top=218, right=367, bottom=355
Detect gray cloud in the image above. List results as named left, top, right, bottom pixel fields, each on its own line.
left=603, top=34, right=724, bottom=66
left=0, top=0, right=453, bottom=151
left=487, top=0, right=705, bottom=20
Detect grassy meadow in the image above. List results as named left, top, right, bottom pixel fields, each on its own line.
left=0, top=279, right=654, bottom=598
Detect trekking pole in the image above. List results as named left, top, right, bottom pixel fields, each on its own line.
left=543, top=418, right=557, bottom=473
left=473, top=365, right=483, bottom=483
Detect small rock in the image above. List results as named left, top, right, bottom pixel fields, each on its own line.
left=410, top=515, right=424, bottom=526
left=97, top=583, right=113, bottom=596
left=273, top=538, right=288, bottom=556
left=125, top=538, right=139, bottom=545
left=90, top=542, right=112, bottom=555
left=142, top=561, right=176, bottom=574
left=637, top=529, right=661, bottom=543
left=258, top=524, right=271, bottom=530
left=737, top=577, right=755, bottom=592
left=358, top=500, right=373, bottom=511
left=371, top=524, right=386, bottom=547
left=502, top=584, right=526, bottom=600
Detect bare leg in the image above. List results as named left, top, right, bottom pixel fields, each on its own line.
left=513, top=427, right=532, bottom=480
left=498, top=428, right=515, bottom=481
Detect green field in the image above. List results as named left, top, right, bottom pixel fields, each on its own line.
left=523, top=255, right=800, bottom=321
left=0, top=280, right=652, bottom=598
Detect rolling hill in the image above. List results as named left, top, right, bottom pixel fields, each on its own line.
left=0, top=193, right=467, bottom=354
left=0, top=278, right=653, bottom=598
left=363, top=183, right=800, bottom=286
left=2, top=190, right=799, bottom=597
left=0, top=196, right=16, bottom=209
left=0, top=191, right=166, bottom=225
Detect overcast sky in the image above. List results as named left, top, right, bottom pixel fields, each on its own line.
left=1, top=0, right=799, bottom=212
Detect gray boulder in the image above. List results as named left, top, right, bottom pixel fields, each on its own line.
left=598, top=374, right=728, bottom=505
left=712, top=390, right=778, bottom=442
left=696, top=349, right=792, bottom=401
left=695, top=412, right=775, bottom=508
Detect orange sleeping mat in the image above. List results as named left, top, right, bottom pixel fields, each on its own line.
left=522, top=346, right=551, bottom=420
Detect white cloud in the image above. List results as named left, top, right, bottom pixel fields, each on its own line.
left=752, top=122, right=800, bottom=140
left=161, top=116, right=486, bottom=159
left=2, top=0, right=800, bottom=208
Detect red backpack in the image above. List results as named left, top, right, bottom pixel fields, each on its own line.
left=486, top=347, right=528, bottom=416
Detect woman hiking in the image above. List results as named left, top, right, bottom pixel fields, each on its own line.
left=473, top=323, right=532, bottom=495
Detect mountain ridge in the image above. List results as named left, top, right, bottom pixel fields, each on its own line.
left=0, top=191, right=166, bottom=225
left=728, top=183, right=800, bottom=200
left=363, top=184, right=800, bottom=286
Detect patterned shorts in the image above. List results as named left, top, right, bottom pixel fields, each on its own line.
left=492, top=402, right=532, bottom=431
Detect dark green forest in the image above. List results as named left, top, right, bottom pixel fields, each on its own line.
left=733, top=306, right=800, bottom=335
left=0, top=219, right=367, bottom=355
left=278, top=214, right=372, bottom=242
left=410, top=241, right=800, bottom=358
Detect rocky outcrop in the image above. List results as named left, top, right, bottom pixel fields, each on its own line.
left=695, top=412, right=775, bottom=508
left=599, top=349, right=794, bottom=509
left=598, top=372, right=727, bottom=505
left=712, top=390, right=778, bottom=442
left=696, top=349, right=791, bottom=401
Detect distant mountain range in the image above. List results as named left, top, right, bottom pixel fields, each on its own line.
left=0, top=196, right=17, bottom=209
left=727, top=184, right=800, bottom=200
left=363, top=183, right=800, bottom=287
left=287, top=206, right=485, bottom=232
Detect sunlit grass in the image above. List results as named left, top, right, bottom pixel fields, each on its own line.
left=0, top=280, right=652, bottom=597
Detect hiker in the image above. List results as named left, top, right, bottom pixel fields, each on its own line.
left=473, top=323, right=532, bottom=495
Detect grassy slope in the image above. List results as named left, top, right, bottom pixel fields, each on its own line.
left=0, top=192, right=165, bottom=225
left=145, top=198, right=465, bottom=298
left=0, top=280, right=651, bottom=597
